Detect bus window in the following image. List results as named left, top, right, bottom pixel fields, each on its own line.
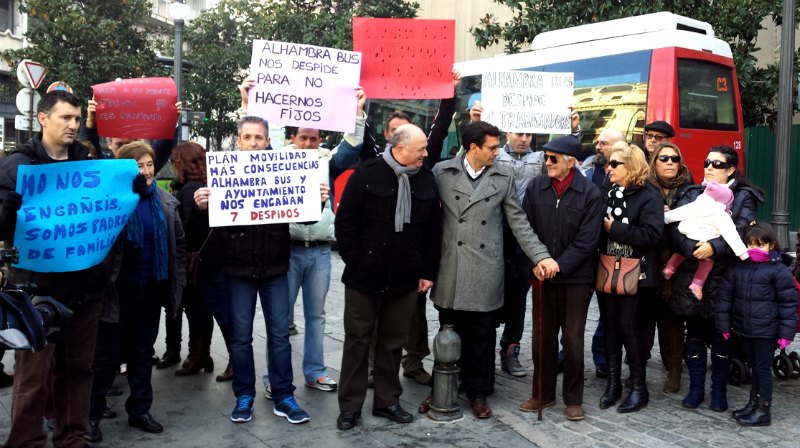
left=678, top=59, right=738, bottom=131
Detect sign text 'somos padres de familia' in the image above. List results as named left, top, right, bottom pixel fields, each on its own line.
left=12, top=160, right=139, bottom=272
left=480, top=71, right=574, bottom=134
left=247, top=40, right=361, bottom=133
left=206, top=149, right=322, bottom=227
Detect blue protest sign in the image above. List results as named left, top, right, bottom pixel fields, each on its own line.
left=12, top=159, right=139, bottom=272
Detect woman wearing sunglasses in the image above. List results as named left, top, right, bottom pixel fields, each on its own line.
left=597, top=142, right=664, bottom=413
left=667, top=145, right=764, bottom=412
left=640, top=143, right=694, bottom=396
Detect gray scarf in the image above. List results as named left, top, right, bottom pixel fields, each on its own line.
left=382, top=148, right=420, bottom=232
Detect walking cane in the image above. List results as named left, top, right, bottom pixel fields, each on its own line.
left=532, top=277, right=544, bottom=421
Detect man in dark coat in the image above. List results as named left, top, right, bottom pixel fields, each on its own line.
left=335, top=123, right=442, bottom=431
left=519, top=136, right=604, bottom=421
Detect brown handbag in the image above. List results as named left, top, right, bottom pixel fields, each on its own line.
left=596, top=254, right=642, bottom=296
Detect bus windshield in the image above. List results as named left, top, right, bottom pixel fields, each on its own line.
left=677, top=59, right=738, bottom=131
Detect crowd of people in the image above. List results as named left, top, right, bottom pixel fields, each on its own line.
left=0, top=72, right=797, bottom=447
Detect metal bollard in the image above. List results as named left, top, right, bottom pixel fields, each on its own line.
left=427, top=324, right=463, bottom=422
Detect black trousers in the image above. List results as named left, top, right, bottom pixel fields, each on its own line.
left=743, top=337, right=776, bottom=402
left=598, top=291, right=643, bottom=372
left=437, top=306, right=498, bottom=400
left=500, top=251, right=531, bottom=351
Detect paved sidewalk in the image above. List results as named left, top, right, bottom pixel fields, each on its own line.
left=1, top=251, right=799, bottom=447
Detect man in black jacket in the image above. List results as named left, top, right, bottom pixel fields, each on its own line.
left=335, top=123, right=442, bottom=430
left=0, top=91, right=133, bottom=447
left=519, top=136, right=604, bottom=421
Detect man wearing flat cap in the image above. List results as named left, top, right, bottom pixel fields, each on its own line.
left=643, top=121, right=675, bottom=159
left=518, top=135, right=604, bottom=421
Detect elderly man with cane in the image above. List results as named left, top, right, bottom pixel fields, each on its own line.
left=519, top=136, right=604, bottom=421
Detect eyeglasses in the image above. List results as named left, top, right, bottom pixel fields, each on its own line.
left=594, top=140, right=609, bottom=147
left=645, top=133, right=667, bottom=142
left=608, top=160, right=625, bottom=169
left=657, top=155, right=681, bottom=163
left=545, top=154, right=560, bottom=164
left=704, top=159, right=730, bottom=169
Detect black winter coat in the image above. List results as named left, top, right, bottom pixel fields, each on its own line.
left=668, top=180, right=764, bottom=318
left=599, top=182, right=664, bottom=289
left=522, top=169, right=604, bottom=284
left=716, top=251, right=798, bottom=340
left=217, top=223, right=290, bottom=279
left=336, top=157, right=442, bottom=297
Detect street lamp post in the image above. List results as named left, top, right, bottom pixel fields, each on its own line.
left=169, top=0, right=190, bottom=143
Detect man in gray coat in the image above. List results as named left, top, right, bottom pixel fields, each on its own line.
left=429, top=121, right=558, bottom=419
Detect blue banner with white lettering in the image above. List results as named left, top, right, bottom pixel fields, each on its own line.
left=12, top=159, right=139, bottom=272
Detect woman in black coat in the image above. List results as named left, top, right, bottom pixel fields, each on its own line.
left=597, top=142, right=664, bottom=413
left=668, top=144, right=764, bottom=412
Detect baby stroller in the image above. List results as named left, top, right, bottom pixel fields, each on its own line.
left=771, top=278, right=800, bottom=380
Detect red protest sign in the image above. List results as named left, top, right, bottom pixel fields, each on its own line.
left=352, top=18, right=454, bottom=99
left=92, top=78, right=178, bottom=140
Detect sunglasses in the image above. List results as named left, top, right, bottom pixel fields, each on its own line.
left=545, top=154, right=560, bottom=164
left=657, top=155, right=681, bottom=163
left=704, top=159, right=730, bottom=169
left=645, top=132, right=667, bottom=142
left=608, top=160, right=625, bottom=169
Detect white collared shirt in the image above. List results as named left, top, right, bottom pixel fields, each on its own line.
left=464, top=155, right=486, bottom=179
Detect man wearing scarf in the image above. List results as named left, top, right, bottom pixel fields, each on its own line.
left=519, top=136, right=604, bottom=421
left=335, top=124, right=442, bottom=431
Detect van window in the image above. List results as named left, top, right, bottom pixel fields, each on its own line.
left=678, top=59, right=738, bottom=131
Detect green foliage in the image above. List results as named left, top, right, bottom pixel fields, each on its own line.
left=1, top=0, right=166, bottom=103
left=471, top=0, right=800, bottom=128
left=183, top=0, right=418, bottom=151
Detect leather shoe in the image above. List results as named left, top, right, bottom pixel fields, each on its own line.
left=155, top=350, right=181, bottom=369
left=418, top=395, right=433, bottom=413
left=470, top=397, right=492, bottom=419
left=372, top=404, right=413, bottom=423
left=83, top=420, right=102, bottom=443
left=101, top=406, right=117, bottom=419
left=336, top=411, right=360, bottom=430
left=565, top=405, right=585, bottom=421
left=128, top=413, right=164, bottom=433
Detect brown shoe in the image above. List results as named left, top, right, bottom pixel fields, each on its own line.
left=215, top=361, right=233, bottom=382
left=565, top=405, right=585, bottom=421
left=470, top=397, right=492, bottom=419
left=662, top=364, right=682, bottom=394
left=418, top=395, right=433, bottom=413
left=519, top=396, right=556, bottom=413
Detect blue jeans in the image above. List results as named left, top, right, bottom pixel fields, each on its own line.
left=287, top=244, right=331, bottom=382
left=227, top=274, right=295, bottom=402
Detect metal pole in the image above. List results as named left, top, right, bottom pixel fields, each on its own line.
left=771, top=0, right=796, bottom=249
left=174, top=17, right=184, bottom=143
left=28, top=88, right=34, bottom=141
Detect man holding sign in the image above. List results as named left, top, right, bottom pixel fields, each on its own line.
left=0, top=91, right=144, bottom=447
left=194, top=114, right=330, bottom=425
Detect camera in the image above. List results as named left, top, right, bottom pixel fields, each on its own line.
left=0, top=248, right=74, bottom=352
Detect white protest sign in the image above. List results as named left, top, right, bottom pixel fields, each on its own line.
left=206, top=149, right=322, bottom=227
left=480, top=71, right=574, bottom=134
left=247, top=40, right=361, bottom=133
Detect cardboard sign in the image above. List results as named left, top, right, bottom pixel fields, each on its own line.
left=480, top=71, right=574, bottom=134
left=205, top=149, right=322, bottom=227
left=352, top=18, right=455, bottom=99
left=13, top=160, right=139, bottom=272
left=247, top=40, right=361, bottom=133
left=92, top=78, right=178, bottom=139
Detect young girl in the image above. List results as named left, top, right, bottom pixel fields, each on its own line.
left=715, top=222, right=797, bottom=427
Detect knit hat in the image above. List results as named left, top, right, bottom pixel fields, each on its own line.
left=703, top=181, right=733, bottom=212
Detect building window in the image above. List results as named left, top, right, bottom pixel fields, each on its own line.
left=0, top=0, right=14, bottom=33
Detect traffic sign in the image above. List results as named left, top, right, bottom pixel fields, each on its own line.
left=15, top=115, right=41, bottom=132
left=21, top=60, right=48, bottom=89
left=15, top=88, right=41, bottom=114
left=46, top=81, right=73, bottom=93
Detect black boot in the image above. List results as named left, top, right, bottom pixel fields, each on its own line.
left=709, top=339, right=730, bottom=412
left=618, top=360, right=649, bottom=413
left=731, top=390, right=759, bottom=419
left=216, top=324, right=234, bottom=382
left=736, top=398, right=770, bottom=426
left=156, top=349, right=181, bottom=369
left=682, top=339, right=706, bottom=409
left=599, top=354, right=622, bottom=409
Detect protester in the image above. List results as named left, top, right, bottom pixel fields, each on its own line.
left=597, top=141, right=663, bottom=413
left=193, top=115, right=322, bottom=425
left=427, top=121, right=556, bottom=419
left=668, top=145, right=764, bottom=412
left=716, top=222, right=797, bottom=426
left=518, top=136, right=603, bottom=420
left=0, top=91, right=142, bottom=447
left=642, top=142, right=693, bottom=394
left=334, top=124, right=442, bottom=430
